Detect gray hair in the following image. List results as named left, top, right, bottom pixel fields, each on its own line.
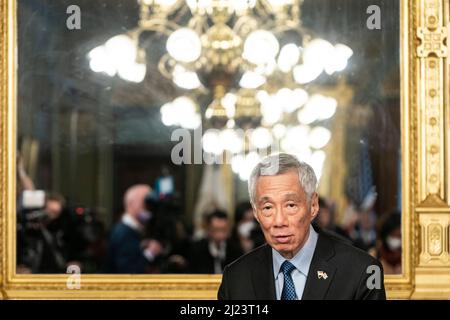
left=248, top=153, right=318, bottom=207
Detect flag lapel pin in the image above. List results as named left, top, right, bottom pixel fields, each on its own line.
left=317, top=271, right=328, bottom=279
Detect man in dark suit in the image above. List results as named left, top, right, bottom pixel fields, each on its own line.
left=106, top=184, right=162, bottom=273
left=218, top=153, right=386, bottom=300
left=189, top=210, right=243, bottom=274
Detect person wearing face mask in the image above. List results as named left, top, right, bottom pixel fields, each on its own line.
left=377, top=212, right=402, bottom=274
left=105, top=184, right=162, bottom=273
left=231, top=202, right=265, bottom=254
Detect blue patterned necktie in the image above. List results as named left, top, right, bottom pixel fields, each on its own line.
left=280, top=260, right=298, bottom=300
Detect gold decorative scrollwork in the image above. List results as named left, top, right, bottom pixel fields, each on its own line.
left=429, top=224, right=443, bottom=255
left=416, top=0, right=448, bottom=203
left=417, top=27, right=447, bottom=58
left=418, top=216, right=449, bottom=265
left=1, top=0, right=450, bottom=300
left=410, top=0, right=450, bottom=299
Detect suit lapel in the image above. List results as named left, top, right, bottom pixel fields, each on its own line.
left=302, top=232, right=337, bottom=300
left=251, top=244, right=276, bottom=300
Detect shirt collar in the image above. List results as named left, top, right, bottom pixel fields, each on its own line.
left=122, top=213, right=143, bottom=233
left=272, top=224, right=318, bottom=279
left=209, top=241, right=226, bottom=259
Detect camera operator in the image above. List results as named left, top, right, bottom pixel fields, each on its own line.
left=145, top=192, right=191, bottom=273
left=18, top=192, right=71, bottom=273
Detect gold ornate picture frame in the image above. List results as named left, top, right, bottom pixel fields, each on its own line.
left=1, top=0, right=450, bottom=299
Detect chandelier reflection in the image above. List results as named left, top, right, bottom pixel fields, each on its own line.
left=88, top=0, right=353, bottom=180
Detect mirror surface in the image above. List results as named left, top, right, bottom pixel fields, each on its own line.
left=16, top=0, right=401, bottom=275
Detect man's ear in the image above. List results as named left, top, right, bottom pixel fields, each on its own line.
left=310, top=193, right=319, bottom=221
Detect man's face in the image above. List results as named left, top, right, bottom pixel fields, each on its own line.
left=208, top=217, right=229, bottom=244
left=45, top=200, right=62, bottom=220
left=125, top=186, right=150, bottom=217
left=254, top=170, right=319, bottom=259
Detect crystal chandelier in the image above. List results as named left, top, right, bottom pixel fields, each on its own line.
left=87, top=0, right=353, bottom=180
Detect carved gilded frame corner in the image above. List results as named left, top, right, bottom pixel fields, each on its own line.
left=0, top=0, right=449, bottom=299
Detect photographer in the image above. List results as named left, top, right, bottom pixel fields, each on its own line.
left=18, top=192, right=71, bottom=273
left=145, top=192, right=191, bottom=273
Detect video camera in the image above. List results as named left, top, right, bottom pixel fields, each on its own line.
left=17, top=190, right=50, bottom=231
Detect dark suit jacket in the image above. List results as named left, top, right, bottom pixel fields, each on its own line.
left=189, top=238, right=243, bottom=274
left=218, top=229, right=386, bottom=300
left=105, top=222, right=148, bottom=273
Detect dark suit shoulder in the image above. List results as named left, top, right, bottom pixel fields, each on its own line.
left=109, top=222, right=139, bottom=244
left=219, top=243, right=273, bottom=300
left=318, top=230, right=383, bottom=284
left=224, top=243, right=269, bottom=273
left=309, top=230, right=386, bottom=299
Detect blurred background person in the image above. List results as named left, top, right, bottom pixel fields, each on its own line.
left=313, top=197, right=349, bottom=241
left=376, top=212, right=401, bottom=274
left=352, top=209, right=377, bottom=252
left=144, top=191, right=191, bottom=273
left=189, top=210, right=243, bottom=274
left=105, top=184, right=162, bottom=273
left=18, top=192, right=72, bottom=273
left=66, top=205, right=107, bottom=273
left=231, top=202, right=265, bottom=254
left=16, top=152, right=103, bottom=273
left=341, top=189, right=378, bottom=253
left=163, top=218, right=191, bottom=273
